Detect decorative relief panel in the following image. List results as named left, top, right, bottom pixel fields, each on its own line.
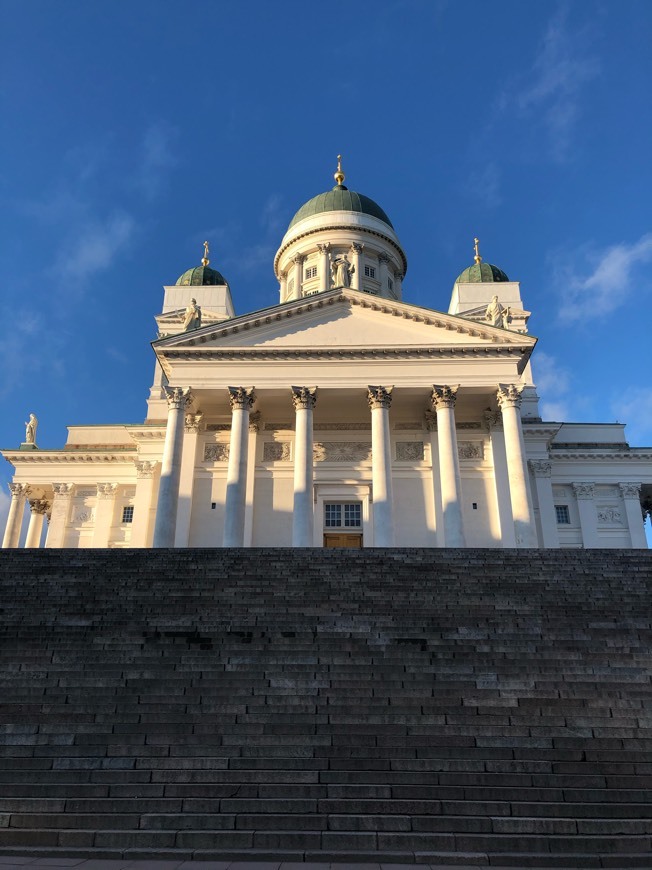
left=263, top=442, right=291, bottom=462
left=597, top=506, right=624, bottom=525
left=265, top=422, right=293, bottom=431
left=72, top=506, right=95, bottom=524
left=315, top=423, right=370, bottom=431
left=396, top=441, right=424, bottom=461
left=204, top=443, right=230, bottom=462
left=458, top=441, right=484, bottom=460
left=206, top=424, right=231, bottom=431
left=313, top=442, right=372, bottom=462
left=395, top=422, right=423, bottom=431
left=76, top=489, right=96, bottom=497
left=457, top=422, right=482, bottom=430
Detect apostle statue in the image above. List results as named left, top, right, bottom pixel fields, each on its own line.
left=485, top=294, right=506, bottom=327
left=330, top=253, right=354, bottom=288
left=183, top=298, right=202, bottom=331
left=24, top=413, right=38, bottom=444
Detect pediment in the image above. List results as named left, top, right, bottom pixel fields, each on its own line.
left=155, top=289, right=536, bottom=355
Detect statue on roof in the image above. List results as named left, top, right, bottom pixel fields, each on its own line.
left=183, top=298, right=202, bottom=332
left=24, top=413, right=38, bottom=444
left=485, top=294, right=509, bottom=328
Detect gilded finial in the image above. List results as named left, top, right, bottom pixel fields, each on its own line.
left=202, top=240, right=210, bottom=267
left=334, top=154, right=345, bottom=186
left=474, top=237, right=482, bottom=264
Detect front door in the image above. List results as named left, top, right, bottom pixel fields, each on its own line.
left=323, top=533, right=363, bottom=548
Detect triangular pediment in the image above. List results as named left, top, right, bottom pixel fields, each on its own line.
left=155, top=289, right=536, bottom=355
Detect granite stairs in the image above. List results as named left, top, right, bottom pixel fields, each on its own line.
left=0, top=548, right=651, bottom=867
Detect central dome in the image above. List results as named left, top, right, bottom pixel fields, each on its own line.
left=288, top=183, right=394, bottom=230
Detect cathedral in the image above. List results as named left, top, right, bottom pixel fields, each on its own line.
left=3, top=160, right=651, bottom=550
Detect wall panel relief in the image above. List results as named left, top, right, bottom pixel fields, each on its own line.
left=313, top=442, right=372, bottom=462
left=458, top=441, right=484, bottom=460
left=263, top=442, right=291, bottom=462
left=396, top=441, right=424, bottom=461
left=204, top=443, right=230, bottom=462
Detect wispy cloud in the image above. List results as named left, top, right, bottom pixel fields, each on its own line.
left=260, top=194, right=286, bottom=235
left=611, top=386, right=652, bottom=447
left=553, top=232, right=652, bottom=322
left=499, top=6, right=599, bottom=162
left=55, top=212, right=136, bottom=286
left=535, top=350, right=573, bottom=420
left=134, top=122, right=178, bottom=200
left=463, top=161, right=502, bottom=209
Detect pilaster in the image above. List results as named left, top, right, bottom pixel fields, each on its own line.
left=45, top=484, right=73, bottom=548
left=131, top=461, right=159, bottom=548
left=619, top=482, right=647, bottom=549
left=572, top=482, right=599, bottom=548
left=317, top=244, right=331, bottom=293
left=244, top=411, right=261, bottom=547
left=92, top=484, right=118, bottom=548
left=174, top=413, right=203, bottom=547
left=350, top=243, right=364, bottom=292
left=291, top=254, right=305, bottom=301
left=529, top=460, right=558, bottom=548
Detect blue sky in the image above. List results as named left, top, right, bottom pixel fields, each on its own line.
left=1, top=0, right=651, bottom=537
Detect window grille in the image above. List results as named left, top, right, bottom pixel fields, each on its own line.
left=122, top=506, right=134, bottom=524
left=304, top=266, right=317, bottom=279
left=555, top=505, right=570, bottom=524
left=364, top=265, right=376, bottom=278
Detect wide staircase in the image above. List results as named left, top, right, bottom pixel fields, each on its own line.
left=0, top=548, right=651, bottom=867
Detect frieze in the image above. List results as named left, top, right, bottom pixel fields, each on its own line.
left=313, top=442, right=372, bottom=462
left=394, top=422, right=423, bottom=430
left=263, top=442, right=291, bottom=462
left=315, top=423, right=369, bottom=431
left=265, top=422, right=293, bottom=431
left=396, top=442, right=424, bottom=461
left=204, top=443, right=230, bottom=462
left=206, top=424, right=232, bottom=431
left=75, top=489, right=97, bottom=497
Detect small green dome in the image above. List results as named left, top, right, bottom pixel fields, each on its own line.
left=288, top=184, right=394, bottom=230
left=455, top=261, right=509, bottom=284
left=176, top=264, right=228, bottom=286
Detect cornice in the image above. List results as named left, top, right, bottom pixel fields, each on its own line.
left=274, top=222, right=408, bottom=276
left=1, top=450, right=138, bottom=464
left=550, top=450, right=652, bottom=462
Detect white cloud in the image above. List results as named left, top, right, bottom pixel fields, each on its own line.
left=260, top=194, right=286, bottom=235
left=56, top=212, right=135, bottom=286
left=555, top=232, right=652, bottom=322
left=611, top=386, right=652, bottom=446
left=464, top=161, right=502, bottom=208
left=135, top=122, right=178, bottom=200
left=502, top=7, right=599, bottom=162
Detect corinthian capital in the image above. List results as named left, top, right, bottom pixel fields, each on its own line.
left=496, top=384, right=523, bottom=410
left=249, top=411, right=262, bottom=432
left=228, top=386, right=256, bottom=411
left=291, top=386, right=317, bottom=411
left=96, top=483, right=118, bottom=500
left=619, top=482, right=642, bottom=500
left=8, top=483, right=31, bottom=499
left=52, top=483, right=74, bottom=497
left=164, top=385, right=193, bottom=410
left=292, top=253, right=306, bottom=265
left=28, top=498, right=50, bottom=515
left=350, top=243, right=364, bottom=255
left=529, top=460, right=552, bottom=478
left=431, top=385, right=459, bottom=410
left=572, top=482, right=595, bottom=500
left=367, top=385, right=393, bottom=410
left=184, top=413, right=203, bottom=433
left=135, top=460, right=158, bottom=479
left=317, top=243, right=331, bottom=254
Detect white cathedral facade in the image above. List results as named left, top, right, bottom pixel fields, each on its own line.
left=3, top=161, right=651, bottom=550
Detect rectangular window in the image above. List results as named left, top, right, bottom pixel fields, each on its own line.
left=325, top=504, right=342, bottom=527
left=304, top=265, right=317, bottom=279
left=555, top=505, right=570, bottom=524
left=343, top=503, right=362, bottom=527
left=122, top=505, right=134, bottom=524
left=388, top=277, right=393, bottom=290
left=364, top=265, right=376, bottom=278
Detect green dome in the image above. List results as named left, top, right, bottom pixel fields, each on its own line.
left=288, top=184, right=394, bottom=230
left=455, top=261, right=509, bottom=284
left=176, top=264, right=228, bottom=286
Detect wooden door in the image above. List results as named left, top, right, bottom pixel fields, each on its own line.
left=323, top=534, right=363, bottom=548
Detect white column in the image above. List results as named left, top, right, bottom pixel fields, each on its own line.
left=45, top=483, right=74, bottom=548
left=291, top=254, right=304, bottom=301
left=425, top=412, right=444, bottom=546
left=25, top=498, right=49, bottom=549
left=572, top=482, right=599, bottom=548
left=291, top=387, right=317, bottom=547
left=378, top=253, right=389, bottom=296
left=244, top=412, right=261, bottom=547
left=431, top=385, right=466, bottom=548
left=484, top=411, right=516, bottom=548
left=317, top=244, right=331, bottom=293
left=619, top=482, right=647, bottom=549
left=153, top=386, right=192, bottom=548
left=131, top=462, right=159, bottom=547
left=92, top=484, right=118, bottom=548
left=223, top=387, right=256, bottom=547
left=529, top=460, right=559, bottom=548
left=497, top=384, right=537, bottom=548
left=2, top=483, right=30, bottom=549
left=174, top=413, right=202, bottom=547
left=279, top=271, right=288, bottom=303
left=350, top=244, right=364, bottom=291
left=368, top=386, right=394, bottom=547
